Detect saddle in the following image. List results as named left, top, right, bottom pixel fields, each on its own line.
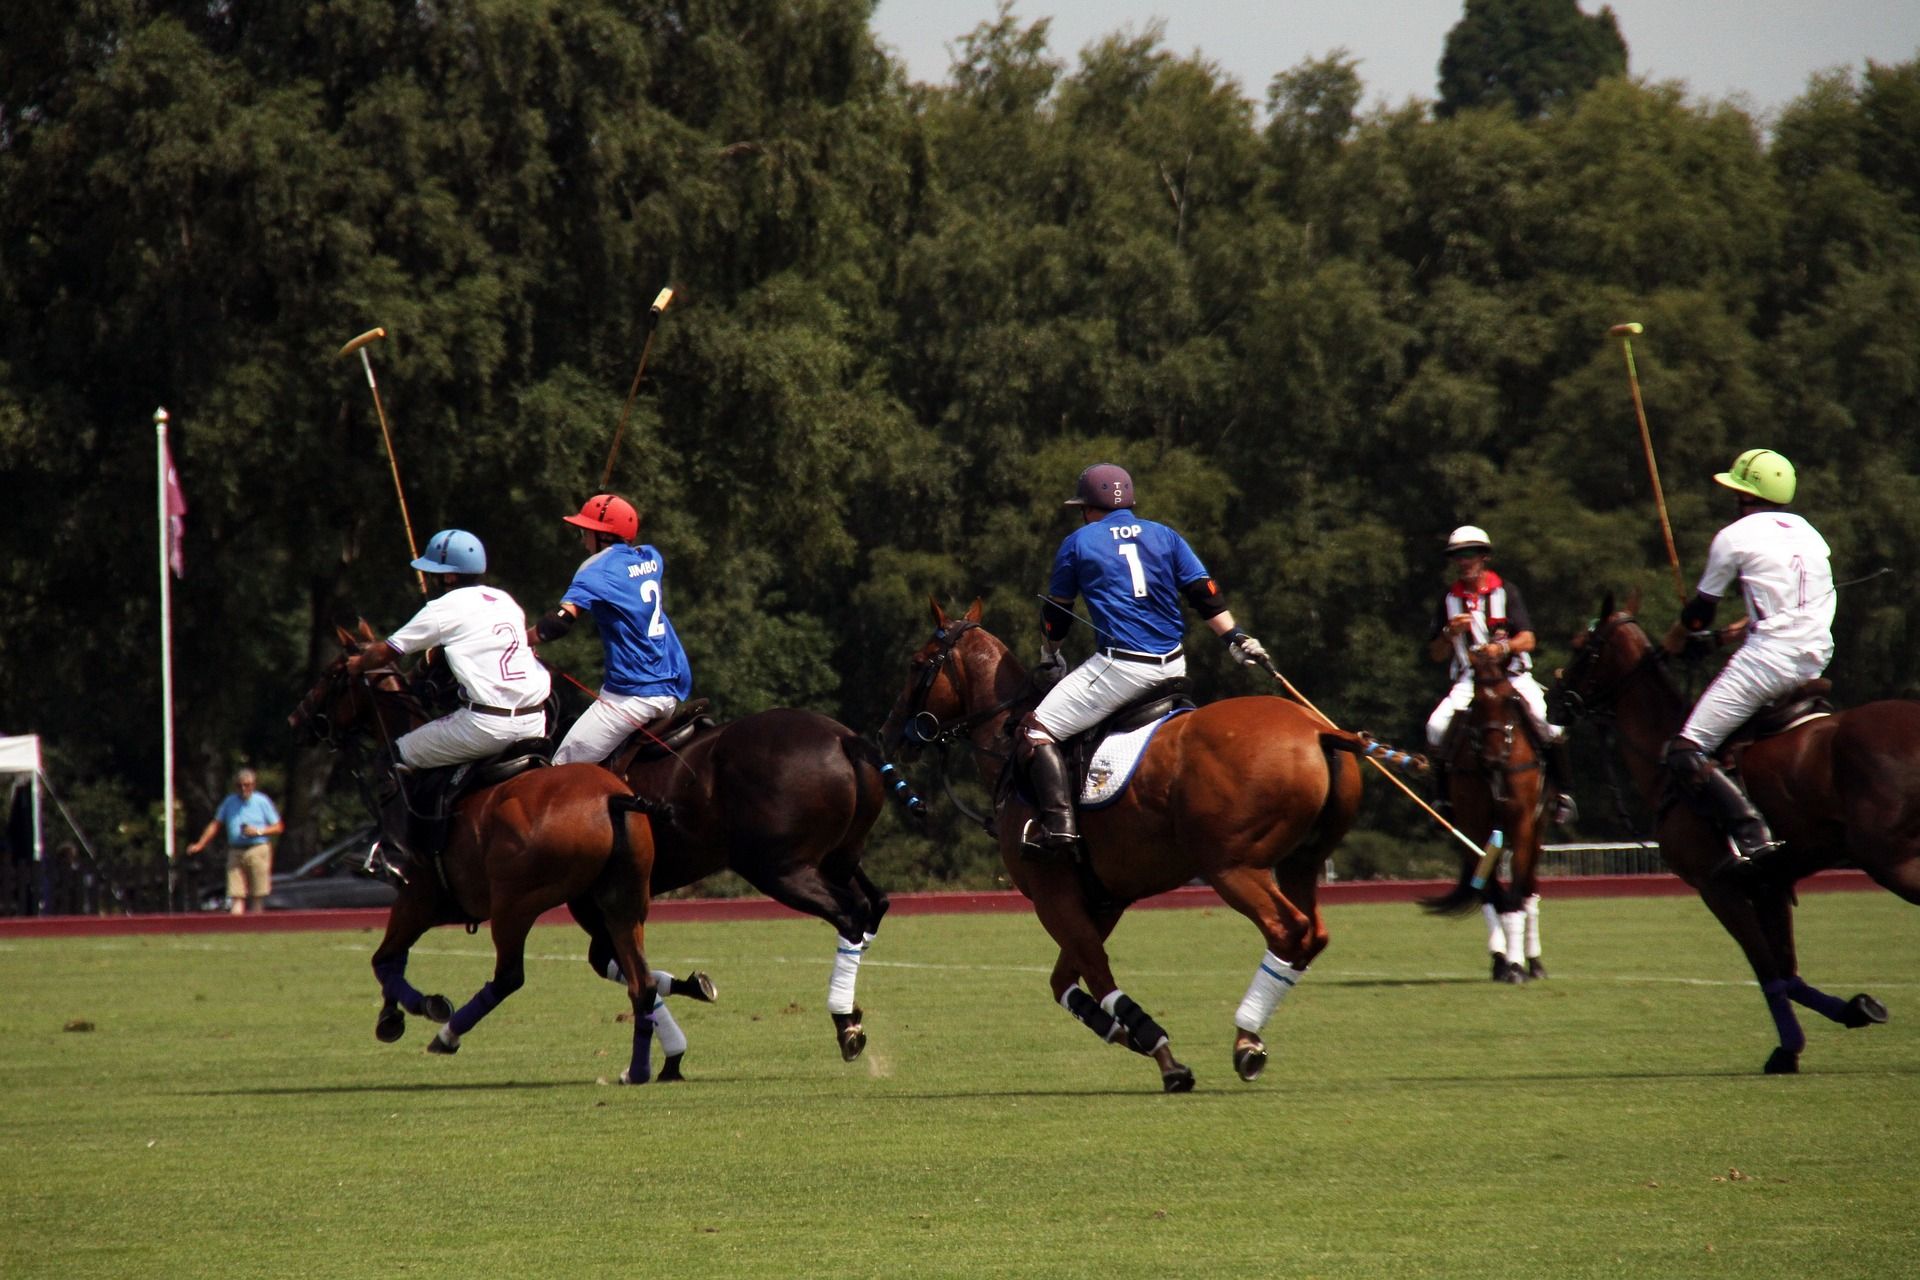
left=611, top=698, right=715, bottom=767
left=1717, top=680, right=1834, bottom=770
left=999, top=679, right=1195, bottom=812
left=389, top=738, right=551, bottom=869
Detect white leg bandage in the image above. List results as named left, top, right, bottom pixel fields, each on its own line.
left=1524, top=895, right=1542, bottom=959
left=1234, top=951, right=1303, bottom=1034
left=650, top=998, right=688, bottom=1057
left=827, top=936, right=866, bottom=1015
left=604, top=958, right=624, bottom=983
left=1501, top=910, right=1526, bottom=964
left=1481, top=902, right=1501, bottom=953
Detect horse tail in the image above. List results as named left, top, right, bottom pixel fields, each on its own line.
left=1418, top=876, right=1486, bottom=916
left=846, top=734, right=928, bottom=823
left=1320, top=729, right=1430, bottom=779
left=607, top=791, right=670, bottom=866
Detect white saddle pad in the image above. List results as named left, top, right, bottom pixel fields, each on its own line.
left=1080, top=710, right=1191, bottom=810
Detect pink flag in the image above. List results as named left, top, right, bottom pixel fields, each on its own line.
left=163, top=439, right=188, bottom=577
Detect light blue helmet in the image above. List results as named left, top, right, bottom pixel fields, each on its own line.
left=412, top=529, right=486, bottom=575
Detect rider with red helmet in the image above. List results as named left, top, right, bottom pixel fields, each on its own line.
left=534, top=494, right=693, bottom=765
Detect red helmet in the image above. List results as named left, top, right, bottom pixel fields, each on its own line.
left=564, top=494, right=639, bottom=542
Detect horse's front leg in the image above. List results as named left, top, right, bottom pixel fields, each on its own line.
left=370, top=881, right=455, bottom=1043
left=429, top=906, right=534, bottom=1055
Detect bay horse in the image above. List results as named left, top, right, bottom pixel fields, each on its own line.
left=602, top=708, right=895, bottom=1061
left=880, top=599, right=1413, bottom=1092
left=1422, top=645, right=1550, bottom=983
left=290, top=623, right=668, bottom=1084
left=1554, top=591, right=1912, bottom=1073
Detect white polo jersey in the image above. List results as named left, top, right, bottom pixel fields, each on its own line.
left=1697, top=511, right=1834, bottom=660
left=387, top=585, right=552, bottom=711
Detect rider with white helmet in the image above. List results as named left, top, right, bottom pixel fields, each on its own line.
left=1666, top=449, right=1834, bottom=887
left=1425, top=524, right=1576, bottom=825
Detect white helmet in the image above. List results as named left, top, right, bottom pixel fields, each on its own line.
left=1445, top=525, right=1492, bottom=556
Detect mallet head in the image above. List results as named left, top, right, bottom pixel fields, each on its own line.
left=649, top=287, right=674, bottom=315
left=1609, top=322, right=1644, bottom=337
left=337, top=327, right=388, bottom=359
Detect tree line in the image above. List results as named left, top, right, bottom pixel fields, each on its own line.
left=3, top=0, right=1917, bottom=896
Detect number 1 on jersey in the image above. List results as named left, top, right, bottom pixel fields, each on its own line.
left=1116, top=543, right=1148, bottom=598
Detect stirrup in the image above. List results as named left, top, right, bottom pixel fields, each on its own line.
left=1019, top=818, right=1078, bottom=861
left=362, top=839, right=410, bottom=887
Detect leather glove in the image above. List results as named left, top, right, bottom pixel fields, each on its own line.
left=1035, top=646, right=1069, bottom=685
left=1227, top=632, right=1271, bottom=668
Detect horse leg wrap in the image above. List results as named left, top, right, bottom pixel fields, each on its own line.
left=1760, top=978, right=1809, bottom=1055
left=827, top=937, right=867, bottom=1016
left=448, top=979, right=507, bottom=1037
left=1100, top=990, right=1169, bottom=1056
left=623, top=1014, right=657, bottom=1085
left=1234, top=951, right=1302, bottom=1035
left=1501, top=911, right=1526, bottom=967
left=1060, top=988, right=1125, bottom=1044
left=650, top=997, right=688, bottom=1057
left=1783, top=976, right=1849, bottom=1023
left=1524, top=894, right=1542, bottom=959
left=374, top=957, right=428, bottom=1015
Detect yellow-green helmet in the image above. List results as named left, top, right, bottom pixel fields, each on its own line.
left=1714, top=449, right=1796, bottom=504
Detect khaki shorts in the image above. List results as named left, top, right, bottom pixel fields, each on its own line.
left=227, top=844, right=273, bottom=899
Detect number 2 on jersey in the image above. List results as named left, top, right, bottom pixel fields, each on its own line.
left=494, top=623, right=528, bottom=681
left=640, top=579, right=667, bottom=636
left=1115, top=543, right=1148, bottom=598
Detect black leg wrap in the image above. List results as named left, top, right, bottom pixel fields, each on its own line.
left=1108, top=993, right=1170, bottom=1057
left=1063, top=988, right=1124, bottom=1044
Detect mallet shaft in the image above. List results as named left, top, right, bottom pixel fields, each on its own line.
left=1613, top=323, right=1686, bottom=602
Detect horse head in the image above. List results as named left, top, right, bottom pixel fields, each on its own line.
left=288, top=619, right=406, bottom=746
left=879, top=596, right=989, bottom=761
left=1552, top=588, right=1651, bottom=722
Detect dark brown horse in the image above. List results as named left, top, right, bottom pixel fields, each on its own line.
left=1423, top=645, right=1550, bottom=982
left=881, top=599, right=1408, bottom=1092
left=1554, top=592, right=1912, bottom=1072
left=290, top=624, right=667, bottom=1083
left=602, top=707, right=895, bottom=1060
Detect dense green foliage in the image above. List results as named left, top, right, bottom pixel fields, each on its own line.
left=3, top=895, right=1917, bottom=1276
left=1437, top=0, right=1628, bottom=118
left=3, top=2, right=1919, bottom=892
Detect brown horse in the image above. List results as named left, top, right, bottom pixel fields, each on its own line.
left=290, top=624, right=667, bottom=1083
left=1554, top=592, right=1912, bottom=1072
left=881, top=599, right=1408, bottom=1092
left=1423, top=645, right=1550, bottom=982
left=602, top=708, right=895, bottom=1060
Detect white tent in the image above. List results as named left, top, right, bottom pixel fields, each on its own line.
left=1, top=734, right=44, bottom=866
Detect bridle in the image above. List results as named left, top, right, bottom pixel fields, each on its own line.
left=895, top=620, right=1026, bottom=752
left=1552, top=612, right=1677, bottom=727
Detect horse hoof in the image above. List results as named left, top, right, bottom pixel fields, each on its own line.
left=375, top=1005, right=405, bottom=1044
left=1161, top=1062, right=1196, bottom=1094
left=1233, top=1042, right=1268, bottom=1083
left=618, top=1066, right=651, bottom=1085
left=1498, top=963, right=1526, bottom=985
left=422, top=994, right=454, bottom=1024
left=657, top=1054, right=685, bottom=1082
left=1843, top=993, right=1889, bottom=1028
left=681, top=972, right=718, bottom=1003
left=1526, top=957, right=1548, bottom=981
left=427, top=1031, right=460, bottom=1056
left=1489, top=955, right=1509, bottom=982
left=833, top=1008, right=867, bottom=1062
left=1763, top=1047, right=1799, bottom=1075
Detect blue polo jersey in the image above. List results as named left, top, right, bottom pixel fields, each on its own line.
left=561, top=544, right=693, bottom=699
left=1047, top=509, right=1210, bottom=654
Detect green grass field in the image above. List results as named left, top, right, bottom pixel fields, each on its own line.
left=3, top=893, right=1916, bottom=1279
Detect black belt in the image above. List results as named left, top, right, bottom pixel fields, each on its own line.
left=462, top=699, right=540, bottom=717
left=1099, top=647, right=1184, bottom=665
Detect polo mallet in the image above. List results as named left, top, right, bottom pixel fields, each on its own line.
left=1253, top=657, right=1491, bottom=864
left=600, top=286, right=675, bottom=488
left=1610, top=322, right=1686, bottom=603
left=338, top=326, right=427, bottom=597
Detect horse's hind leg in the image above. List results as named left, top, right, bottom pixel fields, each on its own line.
left=1030, top=884, right=1191, bottom=1093
left=1209, top=862, right=1320, bottom=1083
left=370, top=883, right=453, bottom=1042
left=429, top=905, right=537, bottom=1056
left=736, top=858, right=879, bottom=1060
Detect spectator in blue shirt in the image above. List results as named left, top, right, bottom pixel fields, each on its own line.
left=187, top=769, right=283, bottom=914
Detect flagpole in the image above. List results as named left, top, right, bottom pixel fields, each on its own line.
left=157, top=407, right=177, bottom=910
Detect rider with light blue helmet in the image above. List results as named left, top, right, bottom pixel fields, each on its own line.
left=347, top=529, right=551, bottom=858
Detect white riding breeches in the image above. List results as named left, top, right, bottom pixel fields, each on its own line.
left=1031, top=652, right=1188, bottom=741
left=1679, top=640, right=1828, bottom=752
left=553, top=690, right=679, bottom=766
left=1427, top=671, right=1561, bottom=748
left=396, top=707, right=548, bottom=769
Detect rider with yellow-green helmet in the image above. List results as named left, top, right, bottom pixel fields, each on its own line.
left=1667, top=448, right=1833, bottom=890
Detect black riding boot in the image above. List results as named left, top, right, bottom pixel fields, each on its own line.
left=1021, top=739, right=1081, bottom=859
left=1697, top=764, right=1782, bottom=882
left=1545, top=740, right=1579, bottom=825
left=369, top=766, right=417, bottom=875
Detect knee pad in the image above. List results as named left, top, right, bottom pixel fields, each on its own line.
left=1663, top=738, right=1708, bottom=781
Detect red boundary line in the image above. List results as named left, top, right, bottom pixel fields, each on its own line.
left=0, top=870, right=1875, bottom=939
